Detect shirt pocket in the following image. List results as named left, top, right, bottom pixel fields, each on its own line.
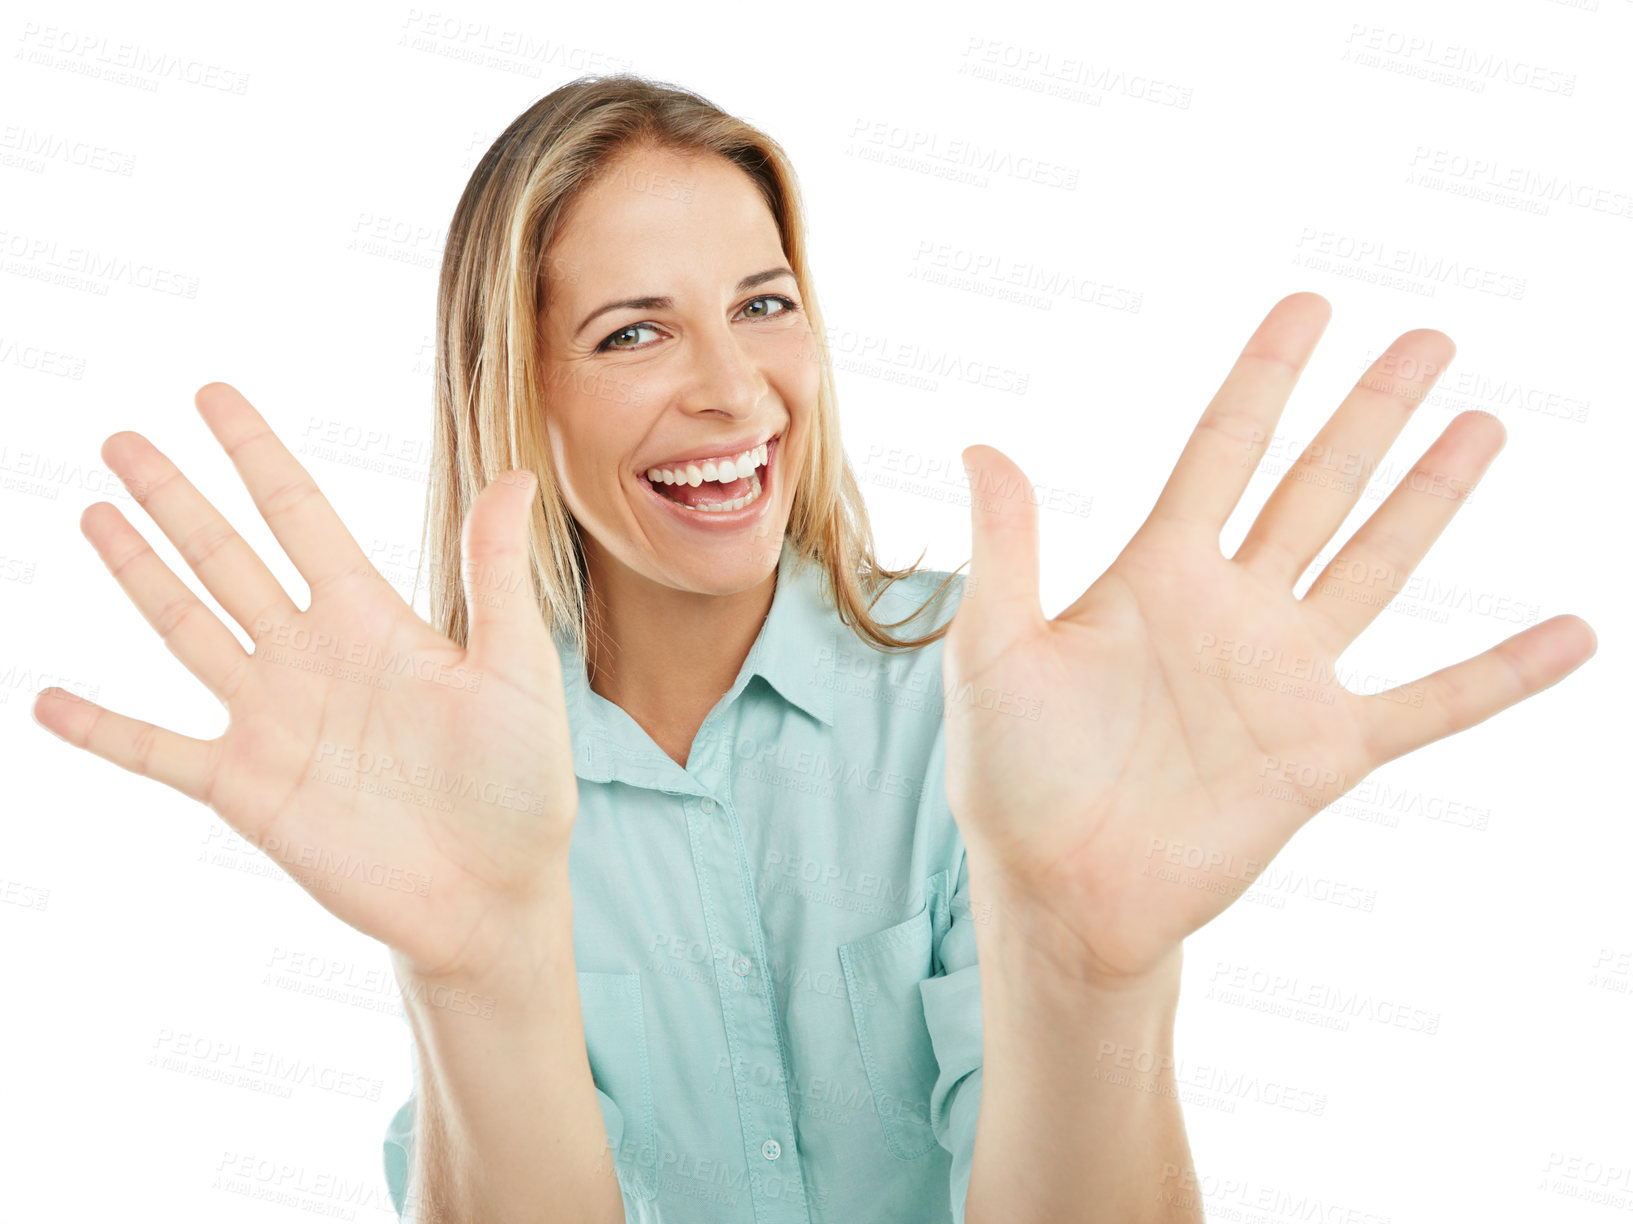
left=578, top=970, right=658, bottom=1201
left=835, top=871, right=949, bottom=1161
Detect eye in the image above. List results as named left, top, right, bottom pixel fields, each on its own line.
left=598, top=322, right=665, bottom=352
left=739, top=294, right=797, bottom=320
left=594, top=294, right=800, bottom=354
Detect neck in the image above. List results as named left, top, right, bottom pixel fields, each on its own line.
left=580, top=540, right=777, bottom=761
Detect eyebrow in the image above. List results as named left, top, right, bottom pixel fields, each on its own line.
left=573, top=266, right=798, bottom=338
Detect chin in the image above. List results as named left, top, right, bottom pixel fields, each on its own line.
left=656, top=522, right=787, bottom=590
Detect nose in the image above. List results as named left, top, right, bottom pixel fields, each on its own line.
left=674, top=315, right=768, bottom=422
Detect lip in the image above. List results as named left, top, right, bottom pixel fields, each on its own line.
left=641, top=430, right=781, bottom=474
left=639, top=434, right=780, bottom=532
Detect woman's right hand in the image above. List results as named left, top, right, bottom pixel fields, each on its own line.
left=32, top=382, right=579, bottom=983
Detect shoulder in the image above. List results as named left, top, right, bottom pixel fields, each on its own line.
left=823, top=562, right=966, bottom=723
left=863, top=561, right=968, bottom=644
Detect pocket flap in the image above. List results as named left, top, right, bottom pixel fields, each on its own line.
left=578, top=970, right=657, bottom=1200
left=836, top=898, right=941, bottom=1159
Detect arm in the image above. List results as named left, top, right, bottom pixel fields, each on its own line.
left=393, top=861, right=625, bottom=1224
left=25, top=388, right=613, bottom=1219
left=940, top=299, right=1594, bottom=1220
left=962, top=866, right=1199, bottom=1224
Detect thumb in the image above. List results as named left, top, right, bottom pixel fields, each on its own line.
left=959, top=444, right=1044, bottom=642
left=462, top=468, right=548, bottom=665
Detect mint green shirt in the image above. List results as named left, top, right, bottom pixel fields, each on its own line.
left=383, top=538, right=985, bottom=1222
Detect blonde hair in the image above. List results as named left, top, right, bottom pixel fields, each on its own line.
left=421, top=72, right=964, bottom=668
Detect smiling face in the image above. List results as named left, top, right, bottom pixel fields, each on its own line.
left=538, top=143, right=819, bottom=601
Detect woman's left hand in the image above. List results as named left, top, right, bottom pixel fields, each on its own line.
left=941, top=291, right=1596, bottom=985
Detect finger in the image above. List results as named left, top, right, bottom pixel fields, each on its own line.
left=1145, top=292, right=1331, bottom=539
left=957, top=444, right=1044, bottom=655
left=32, top=687, right=216, bottom=804
left=462, top=469, right=552, bottom=666
left=1302, top=412, right=1504, bottom=650
left=101, top=431, right=300, bottom=636
left=192, top=382, right=381, bottom=597
left=1358, top=615, right=1597, bottom=765
left=82, top=502, right=251, bottom=703
left=1232, top=329, right=1456, bottom=586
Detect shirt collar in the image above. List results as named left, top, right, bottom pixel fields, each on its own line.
left=552, top=536, right=838, bottom=782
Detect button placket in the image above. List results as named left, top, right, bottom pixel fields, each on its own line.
left=684, top=795, right=810, bottom=1220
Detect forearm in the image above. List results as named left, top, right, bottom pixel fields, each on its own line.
left=392, top=866, right=624, bottom=1224
left=963, top=860, right=1202, bottom=1224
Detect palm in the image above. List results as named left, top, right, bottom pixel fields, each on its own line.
left=944, top=293, right=1596, bottom=982
left=32, top=384, right=575, bottom=981
left=207, top=571, right=569, bottom=975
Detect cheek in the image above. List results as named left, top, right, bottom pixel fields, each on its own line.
left=773, top=328, right=822, bottom=407
left=542, top=408, right=602, bottom=513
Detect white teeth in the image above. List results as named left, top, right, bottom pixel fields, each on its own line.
left=657, top=470, right=763, bottom=514
left=645, top=441, right=769, bottom=488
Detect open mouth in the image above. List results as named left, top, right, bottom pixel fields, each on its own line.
left=640, top=433, right=780, bottom=517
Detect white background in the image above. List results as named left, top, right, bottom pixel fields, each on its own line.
left=1, top=0, right=1626, bottom=1220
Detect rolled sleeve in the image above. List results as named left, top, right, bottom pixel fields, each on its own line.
left=918, top=849, right=983, bottom=1224
left=381, top=1040, right=627, bottom=1221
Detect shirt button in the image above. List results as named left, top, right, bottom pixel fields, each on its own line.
left=761, top=1138, right=781, bottom=1161
left=733, top=956, right=752, bottom=976
left=701, top=798, right=715, bottom=813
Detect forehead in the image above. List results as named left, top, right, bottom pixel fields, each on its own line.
left=548, top=145, right=785, bottom=291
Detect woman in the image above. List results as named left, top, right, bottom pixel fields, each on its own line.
left=33, top=74, right=1596, bottom=1224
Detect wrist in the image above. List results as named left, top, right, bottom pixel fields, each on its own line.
left=392, top=878, right=577, bottom=1005
left=983, top=918, right=1183, bottom=1016
left=971, top=858, right=1184, bottom=1002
